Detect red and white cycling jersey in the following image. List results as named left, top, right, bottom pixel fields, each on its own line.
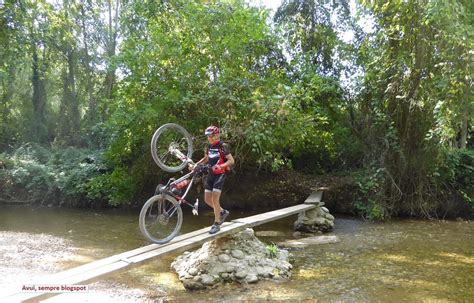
left=207, top=141, right=231, bottom=174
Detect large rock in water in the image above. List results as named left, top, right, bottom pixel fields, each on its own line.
left=294, top=206, right=334, bottom=233
left=170, top=228, right=292, bottom=290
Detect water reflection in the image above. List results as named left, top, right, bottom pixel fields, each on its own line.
left=0, top=205, right=473, bottom=302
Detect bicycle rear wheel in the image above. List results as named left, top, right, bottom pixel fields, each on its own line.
left=151, top=123, right=193, bottom=173
left=139, top=194, right=183, bottom=244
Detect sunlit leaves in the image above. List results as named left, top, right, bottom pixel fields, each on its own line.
left=355, top=0, right=473, bottom=218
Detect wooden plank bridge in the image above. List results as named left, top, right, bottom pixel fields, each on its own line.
left=3, top=192, right=323, bottom=303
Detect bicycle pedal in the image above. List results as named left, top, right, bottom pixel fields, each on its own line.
left=194, top=198, right=199, bottom=209
left=192, top=209, right=198, bottom=216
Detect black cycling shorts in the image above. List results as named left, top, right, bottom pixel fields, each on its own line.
left=205, top=173, right=226, bottom=192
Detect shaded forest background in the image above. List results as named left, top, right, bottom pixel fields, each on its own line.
left=0, top=0, right=472, bottom=219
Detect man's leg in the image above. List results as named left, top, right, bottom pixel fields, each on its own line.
left=204, top=190, right=214, bottom=209
left=206, top=187, right=221, bottom=234
left=211, top=190, right=222, bottom=222
left=207, top=174, right=228, bottom=234
left=204, top=175, right=215, bottom=210
left=212, top=174, right=228, bottom=224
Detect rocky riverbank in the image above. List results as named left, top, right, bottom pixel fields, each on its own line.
left=0, top=231, right=151, bottom=302
left=171, top=228, right=293, bottom=290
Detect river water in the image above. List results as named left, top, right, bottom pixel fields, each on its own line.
left=0, top=205, right=473, bottom=302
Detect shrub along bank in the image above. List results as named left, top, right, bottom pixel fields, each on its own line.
left=1, top=144, right=472, bottom=219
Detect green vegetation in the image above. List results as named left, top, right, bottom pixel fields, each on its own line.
left=0, top=0, right=472, bottom=217
left=0, top=143, right=107, bottom=205
left=266, top=243, right=279, bottom=258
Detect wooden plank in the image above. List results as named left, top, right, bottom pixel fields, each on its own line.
left=8, top=223, right=250, bottom=303
left=304, top=191, right=324, bottom=204
left=46, top=222, right=221, bottom=282
left=128, top=222, right=247, bottom=264
left=49, top=207, right=310, bottom=286
left=64, top=221, right=241, bottom=286
left=2, top=223, right=237, bottom=303
left=3, top=202, right=318, bottom=302
left=6, top=261, right=131, bottom=303
left=231, top=204, right=316, bottom=227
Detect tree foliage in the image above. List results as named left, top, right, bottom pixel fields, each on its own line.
left=0, top=0, right=472, bottom=215
left=353, top=0, right=473, bottom=218
left=95, top=0, right=347, bottom=203
left=0, top=143, right=107, bottom=205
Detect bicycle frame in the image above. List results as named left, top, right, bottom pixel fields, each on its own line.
left=167, top=172, right=196, bottom=206
left=157, top=146, right=209, bottom=214
left=141, top=124, right=205, bottom=244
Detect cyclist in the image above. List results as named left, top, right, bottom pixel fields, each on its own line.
left=192, top=126, right=235, bottom=234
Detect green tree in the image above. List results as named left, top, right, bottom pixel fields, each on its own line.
left=93, top=0, right=307, bottom=203
left=27, top=1, right=55, bottom=143
left=355, top=0, right=473, bottom=218
left=0, top=0, right=25, bottom=148
left=274, top=0, right=359, bottom=75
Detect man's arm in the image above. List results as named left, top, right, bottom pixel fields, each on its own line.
left=217, top=143, right=234, bottom=169
left=221, top=153, right=235, bottom=169
left=189, top=152, right=208, bottom=170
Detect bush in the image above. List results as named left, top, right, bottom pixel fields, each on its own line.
left=354, top=148, right=474, bottom=220
left=354, top=167, right=387, bottom=221
left=436, top=148, right=474, bottom=212
left=0, top=143, right=108, bottom=205
left=84, top=166, right=137, bottom=206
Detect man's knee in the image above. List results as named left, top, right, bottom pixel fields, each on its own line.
left=211, top=191, right=221, bottom=202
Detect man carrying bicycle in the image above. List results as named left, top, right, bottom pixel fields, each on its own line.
left=193, top=126, right=235, bottom=234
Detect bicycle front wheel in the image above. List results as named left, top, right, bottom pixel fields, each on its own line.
left=151, top=123, right=193, bottom=173
left=139, top=194, right=183, bottom=244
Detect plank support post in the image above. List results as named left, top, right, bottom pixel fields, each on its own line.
left=296, top=190, right=334, bottom=233
left=304, top=191, right=324, bottom=206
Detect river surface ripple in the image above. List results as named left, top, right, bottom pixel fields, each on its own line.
left=0, top=205, right=472, bottom=302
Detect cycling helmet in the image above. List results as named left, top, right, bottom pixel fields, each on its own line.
left=205, top=125, right=219, bottom=136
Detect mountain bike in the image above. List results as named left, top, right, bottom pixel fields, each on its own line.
left=139, top=123, right=208, bottom=244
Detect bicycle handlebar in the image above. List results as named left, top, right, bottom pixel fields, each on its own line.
left=193, top=163, right=211, bottom=175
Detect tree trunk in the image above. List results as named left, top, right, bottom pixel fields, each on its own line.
left=58, top=62, right=71, bottom=143
left=57, top=48, right=79, bottom=146
left=56, top=1, right=80, bottom=146
left=68, top=49, right=80, bottom=137
left=0, top=64, right=16, bottom=147
left=460, top=111, right=468, bottom=149
left=80, top=4, right=96, bottom=125
left=458, top=81, right=471, bottom=149
left=31, top=41, right=48, bottom=143
left=103, top=0, right=120, bottom=116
